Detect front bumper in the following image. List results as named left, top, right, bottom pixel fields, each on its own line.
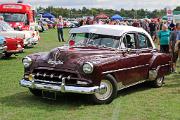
left=7, top=48, right=24, bottom=53
left=24, top=38, right=38, bottom=46
left=20, top=79, right=105, bottom=94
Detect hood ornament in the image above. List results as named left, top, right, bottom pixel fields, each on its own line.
left=48, top=51, right=64, bottom=65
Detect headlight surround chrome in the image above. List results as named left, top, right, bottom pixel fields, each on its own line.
left=22, top=56, right=32, bottom=68
left=83, top=62, right=94, bottom=74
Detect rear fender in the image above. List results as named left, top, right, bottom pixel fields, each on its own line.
left=148, top=53, right=172, bottom=80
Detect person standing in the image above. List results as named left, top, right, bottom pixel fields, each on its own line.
left=141, top=19, right=150, bottom=33
left=158, top=24, right=171, bottom=53
left=57, top=16, right=65, bottom=42
left=149, top=20, right=157, bottom=41
left=169, top=21, right=175, bottom=31
left=132, top=19, right=140, bottom=27
left=170, top=23, right=180, bottom=72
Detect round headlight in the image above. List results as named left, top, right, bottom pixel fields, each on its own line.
left=22, top=56, right=32, bottom=68
left=83, top=62, right=94, bottom=74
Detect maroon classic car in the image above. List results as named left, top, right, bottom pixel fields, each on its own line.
left=20, top=25, right=172, bottom=104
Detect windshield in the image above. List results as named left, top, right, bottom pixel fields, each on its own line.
left=70, top=33, right=120, bottom=48
left=0, top=21, right=14, bottom=31
left=0, top=13, right=27, bottom=22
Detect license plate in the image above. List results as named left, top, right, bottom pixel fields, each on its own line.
left=42, top=91, right=57, bottom=100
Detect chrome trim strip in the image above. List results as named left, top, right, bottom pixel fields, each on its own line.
left=20, top=79, right=105, bottom=94
left=102, top=64, right=149, bottom=74
left=152, top=63, right=171, bottom=70
left=34, top=79, right=62, bottom=84
left=160, top=64, right=169, bottom=67
left=118, top=80, right=147, bottom=91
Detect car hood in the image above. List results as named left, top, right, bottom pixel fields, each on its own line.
left=35, top=46, right=121, bottom=70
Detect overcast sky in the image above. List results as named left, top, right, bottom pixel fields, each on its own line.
left=0, top=0, right=179, bottom=10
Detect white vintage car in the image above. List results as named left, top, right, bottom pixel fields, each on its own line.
left=0, top=21, right=39, bottom=47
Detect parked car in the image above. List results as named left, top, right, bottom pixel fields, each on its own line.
left=0, top=36, right=7, bottom=58
left=0, top=21, right=38, bottom=47
left=4, top=37, right=24, bottom=57
left=68, top=19, right=79, bottom=28
left=20, top=25, right=172, bottom=104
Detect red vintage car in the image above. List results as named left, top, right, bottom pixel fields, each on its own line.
left=20, top=25, right=172, bottom=104
left=4, top=37, right=24, bottom=57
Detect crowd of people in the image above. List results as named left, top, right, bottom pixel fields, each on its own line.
left=56, top=16, right=180, bottom=72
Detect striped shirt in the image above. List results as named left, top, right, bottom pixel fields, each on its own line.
left=57, top=20, right=64, bottom=28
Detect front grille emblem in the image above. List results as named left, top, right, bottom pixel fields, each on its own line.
left=48, top=51, right=64, bottom=65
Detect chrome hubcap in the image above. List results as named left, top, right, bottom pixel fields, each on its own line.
left=157, top=77, right=163, bottom=86
left=95, top=80, right=113, bottom=101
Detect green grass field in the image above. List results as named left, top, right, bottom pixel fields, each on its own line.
left=0, top=29, right=180, bottom=120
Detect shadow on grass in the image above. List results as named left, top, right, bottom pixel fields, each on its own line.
left=0, top=82, right=152, bottom=109
left=1, top=76, right=179, bottom=108
left=0, top=56, right=17, bottom=61
left=0, top=91, right=92, bottom=110
left=117, top=82, right=151, bottom=97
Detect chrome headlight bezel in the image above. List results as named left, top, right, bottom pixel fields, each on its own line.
left=22, top=56, right=32, bottom=68
left=82, top=62, right=94, bottom=74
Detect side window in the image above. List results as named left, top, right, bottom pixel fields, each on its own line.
left=137, top=33, right=152, bottom=48
left=123, top=33, right=136, bottom=49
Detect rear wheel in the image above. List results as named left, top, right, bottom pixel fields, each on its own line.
left=151, top=77, right=164, bottom=88
left=29, top=88, right=42, bottom=97
left=91, top=74, right=117, bottom=104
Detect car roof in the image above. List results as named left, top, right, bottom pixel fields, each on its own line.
left=70, top=25, right=155, bottom=49
left=70, top=25, right=146, bottom=36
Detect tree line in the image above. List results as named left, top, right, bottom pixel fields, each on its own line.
left=37, top=6, right=180, bottom=19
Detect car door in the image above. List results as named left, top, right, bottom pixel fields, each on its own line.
left=117, top=32, right=154, bottom=86
left=117, top=32, right=145, bottom=85
left=134, top=33, right=154, bottom=80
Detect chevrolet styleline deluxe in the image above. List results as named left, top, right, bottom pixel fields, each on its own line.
left=20, top=25, right=172, bottom=104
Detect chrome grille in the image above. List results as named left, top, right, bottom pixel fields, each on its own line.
left=32, top=69, right=78, bottom=85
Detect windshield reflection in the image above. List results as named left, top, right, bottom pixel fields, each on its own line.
left=0, top=13, right=27, bottom=22
left=70, top=33, right=120, bottom=49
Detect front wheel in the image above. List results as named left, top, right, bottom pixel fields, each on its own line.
left=91, top=74, right=117, bottom=104
left=151, top=77, right=164, bottom=88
